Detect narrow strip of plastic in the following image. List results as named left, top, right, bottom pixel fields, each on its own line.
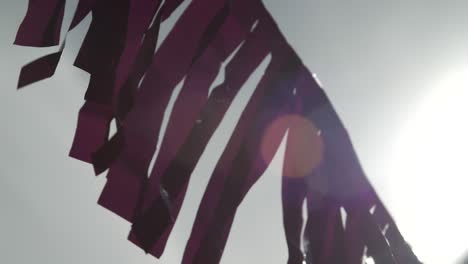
left=128, top=19, right=273, bottom=256
left=14, top=0, right=65, bottom=47
left=97, top=0, right=227, bottom=222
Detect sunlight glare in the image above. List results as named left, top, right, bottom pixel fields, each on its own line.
left=386, top=68, right=468, bottom=263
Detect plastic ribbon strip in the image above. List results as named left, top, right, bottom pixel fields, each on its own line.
left=13, top=0, right=422, bottom=263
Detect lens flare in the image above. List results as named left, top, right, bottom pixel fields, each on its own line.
left=261, top=114, right=323, bottom=178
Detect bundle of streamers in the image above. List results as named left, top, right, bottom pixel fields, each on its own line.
left=13, top=0, right=422, bottom=263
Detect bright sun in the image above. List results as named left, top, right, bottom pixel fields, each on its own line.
left=386, top=68, right=468, bottom=264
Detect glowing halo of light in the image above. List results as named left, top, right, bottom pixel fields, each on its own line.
left=261, top=114, right=323, bottom=178
left=385, top=67, right=468, bottom=264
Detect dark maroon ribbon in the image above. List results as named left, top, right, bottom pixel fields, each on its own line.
left=373, top=203, right=422, bottom=263
left=71, top=0, right=184, bottom=168
left=126, top=0, right=265, bottom=255
left=181, top=51, right=302, bottom=264
left=282, top=86, right=347, bottom=264
left=304, top=198, right=347, bottom=264
left=68, top=0, right=131, bottom=164
left=128, top=18, right=273, bottom=256
left=69, top=0, right=98, bottom=30
left=190, top=0, right=231, bottom=66
left=15, top=0, right=66, bottom=89
left=178, top=9, right=304, bottom=262
left=126, top=14, right=256, bottom=259
left=88, top=0, right=191, bottom=174
left=12, top=0, right=421, bottom=262
left=282, top=177, right=307, bottom=264
left=14, top=0, right=66, bottom=47
left=297, top=71, right=400, bottom=263
left=17, top=50, right=62, bottom=89
left=97, top=0, right=229, bottom=222
left=91, top=0, right=186, bottom=175
left=16, top=0, right=100, bottom=89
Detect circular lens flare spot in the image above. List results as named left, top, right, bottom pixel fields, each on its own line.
left=261, top=114, right=323, bottom=178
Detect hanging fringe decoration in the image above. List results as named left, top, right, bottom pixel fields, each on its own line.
left=13, top=0, right=422, bottom=263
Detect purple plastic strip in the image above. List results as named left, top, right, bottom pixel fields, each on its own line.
left=14, top=0, right=65, bottom=47
left=112, top=0, right=164, bottom=105
left=71, top=0, right=185, bottom=168
left=12, top=0, right=420, bottom=262
left=69, top=0, right=98, bottom=30
left=343, top=213, right=367, bottom=264
left=281, top=82, right=309, bottom=264
left=279, top=69, right=345, bottom=264
left=17, top=51, right=62, bottom=89
left=127, top=0, right=262, bottom=252
left=189, top=1, right=231, bottom=66
left=373, top=204, right=422, bottom=263
left=91, top=0, right=194, bottom=174
left=15, top=0, right=66, bottom=88
left=16, top=0, right=103, bottom=89
left=128, top=17, right=271, bottom=256
left=125, top=15, right=254, bottom=258
left=68, top=0, right=131, bottom=163
left=16, top=0, right=98, bottom=89
left=281, top=177, right=307, bottom=264
left=181, top=52, right=301, bottom=264
left=71, top=0, right=188, bottom=167
left=68, top=102, right=114, bottom=163
left=297, top=71, right=398, bottom=263
left=81, top=0, right=130, bottom=105
left=304, top=198, right=346, bottom=264
left=97, top=0, right=227, bottom=221
left=73, top=0, right=129, bottom=73
left=282, top=87, right=347, bottom=264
